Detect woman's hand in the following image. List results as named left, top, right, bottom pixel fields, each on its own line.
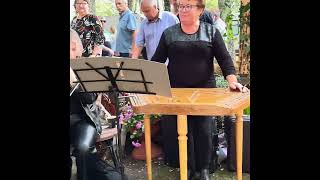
left=91, top=45, right=102, bottom=57
left=228, top=82, right=249, bottom=93
left=108, top=49, right=114, bottom=56
left=226, top=74, right=249, bottom=93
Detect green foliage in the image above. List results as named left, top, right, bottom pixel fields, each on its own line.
left=218, top=0, right=240, bottom=62
left=215, top=75, right=229, bottom=88
left=125, top=113, right=161, bottom=140
left=222, top=0, right=240, bottom=42
left=150, top=114, right=162, bottom=124
left=243, top=106, right=250, bottom=115
left=224, top=13, right=237, bottom=43
left=206, top=0, right=219, bottom=11
left=95, top=0, right=118, bottom=16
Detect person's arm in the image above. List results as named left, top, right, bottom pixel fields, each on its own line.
left=212, top=29, right=236, bottom=78
left=132, top=45, right=143, bottom=59
left=90, top=15, right=105, bottom=57
left=127, top=13, right=137, bottom=57
left=212, top=29, right=248, bottom=92
left=91, top=46, right=103, bottom=57
left=151, top=32, right=168, bottom=63
left=130, top=30, right=137, bottom=57
left=80, top=93, right=98, bottom=104
left=132, top=22, right=145, bottom=59
left=73, top=86, right=98, bottom=104
left=226, top=74, right=249, bottom=92
left=100, top=45, right=114, bottom=56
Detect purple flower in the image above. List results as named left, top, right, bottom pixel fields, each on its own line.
left=119, top=114, right=124, bottom=124
left=127, top=105, right=133, bottom=112
left=135, top=121, right=142, bottom=129
left=132, top=140, right=141, bottom=148
left=124, top=111, right=134, bottom=120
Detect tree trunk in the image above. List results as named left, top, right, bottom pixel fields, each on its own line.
left=239, top=0, right=250, bottom=75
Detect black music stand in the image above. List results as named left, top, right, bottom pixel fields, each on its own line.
left=70, top=57, right=172, bottom=179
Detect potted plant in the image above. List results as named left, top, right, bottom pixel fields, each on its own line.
left=119, top=104, right=162, bottom=160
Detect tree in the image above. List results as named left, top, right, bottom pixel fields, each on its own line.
left=238, top=0, right=250, bottom=74
left=205, top=0, right=218, bottom=11
left=127, top=0, right=136, bottom=11
left=95, top=0, right=118, bottom=16
left=164, top=0, right=170, bottom=11
left=218, top=0, right=241, bottom=65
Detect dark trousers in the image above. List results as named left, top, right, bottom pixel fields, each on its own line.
left=70, top=117, right=99, bottom=180
left=119, top=53, right=130, bottom=57
left=161, top=115, right=213, bottom=171
left=161, top=81, right=216, bottom=172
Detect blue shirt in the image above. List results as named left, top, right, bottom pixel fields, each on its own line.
left=136, top=11, right=179, bottom=60
left=116, top=9, right=137, bottom=53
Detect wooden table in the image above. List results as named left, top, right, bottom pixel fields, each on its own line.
left=130, top=88, right=250, bottom=180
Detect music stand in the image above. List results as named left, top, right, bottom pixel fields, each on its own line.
left=70, top=57, right=172, bottom=179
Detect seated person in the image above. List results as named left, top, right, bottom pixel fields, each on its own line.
left=70, top=29, right=108, bottom=180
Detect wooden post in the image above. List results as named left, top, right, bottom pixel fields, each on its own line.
left=144, top=115, right=152, bottom=180
left=235, top=111, right=244, bottom=180
left=177, top=115, right=188, bottom=180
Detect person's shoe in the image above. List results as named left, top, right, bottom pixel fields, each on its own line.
left=200, top=169, right=210, bottom=180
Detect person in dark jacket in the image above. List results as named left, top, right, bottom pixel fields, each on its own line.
left=153, top=0, right=248, bottom=179
left=70, top=29, right=106, bottom=180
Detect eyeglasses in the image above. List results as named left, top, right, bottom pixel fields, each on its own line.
left=75, top=2, right=88, bottom=6
left=101, top=20, right=106, bottom=23
left=177, top=4, right=199, bottom=12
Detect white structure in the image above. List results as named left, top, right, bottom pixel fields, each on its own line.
left=70, top=0, right=76, bottom=23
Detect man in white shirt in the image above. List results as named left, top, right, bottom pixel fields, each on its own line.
left=132, top=0, right=179, bottom=60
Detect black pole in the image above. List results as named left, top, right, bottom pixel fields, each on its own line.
left=105, top=66, right=125, bottom=179
left=113, top=88, right=125, bottom=179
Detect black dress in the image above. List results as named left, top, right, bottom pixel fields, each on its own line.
left=151, top=22, right=235, bottom=171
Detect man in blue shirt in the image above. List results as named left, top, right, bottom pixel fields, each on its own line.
left=115, top=0, right=137, bottom=57
left=132, top=0, right=179, bottom=60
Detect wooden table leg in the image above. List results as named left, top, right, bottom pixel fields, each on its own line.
left=235, top=112, right=243, bottom=180
left=177, top=115, right=188, bottom=180
left=144, top=115, right=152, bottom=180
